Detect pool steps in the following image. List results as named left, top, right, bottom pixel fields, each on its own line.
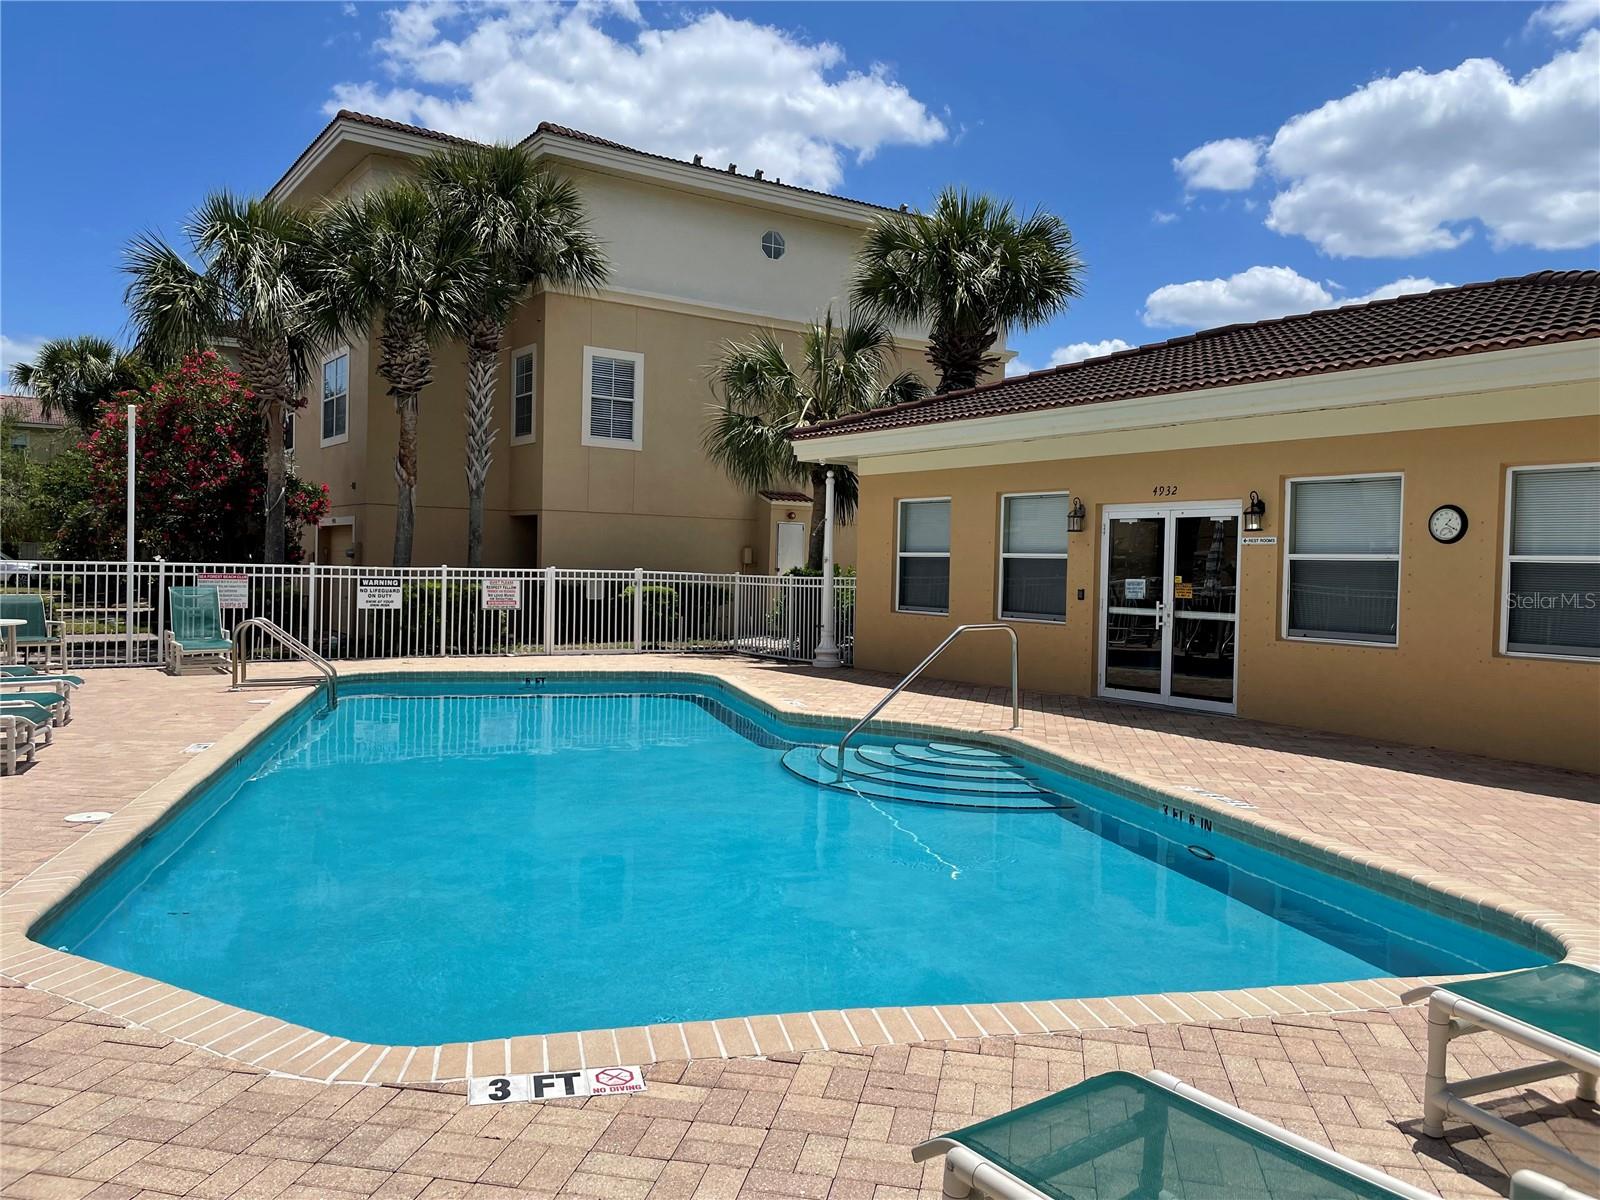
left=779, top=741, right=1069, bottom=811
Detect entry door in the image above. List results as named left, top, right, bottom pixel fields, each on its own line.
left=1100, top=505, right=1240, bottom=712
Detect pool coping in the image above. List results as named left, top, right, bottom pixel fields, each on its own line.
left=2, top=657, right=1593, bottom=1088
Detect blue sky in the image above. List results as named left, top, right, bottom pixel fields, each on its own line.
left=3, top=0, right=1597, bottom=379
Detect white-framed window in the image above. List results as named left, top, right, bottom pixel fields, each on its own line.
left=1283, top=473, right=1402, bottom=645
left=581, top=347, right=642, bottom=450
left=1502, top=463, right=1600, bottom=661
left=510, top=344, right=537, bottom=444
left=897, top=497, right=951, bottom=614
left=762, top=230, right=786, bottom=260
left=999, top=492, right=1070, bottom=623
left=320, top=349, right=349, bottom=446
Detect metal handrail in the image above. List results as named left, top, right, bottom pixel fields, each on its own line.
left=230, top=617, right=339, bottom=708
left=835, top=623, right=1019, bottom=779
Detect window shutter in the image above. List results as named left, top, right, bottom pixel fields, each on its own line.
left=1512, top=466, right=1600, bottom=557
left=1003, top=494, right=1071, bottom=555
left=900, top=500, right=950, bottom=553
left=589, top=355, right=636, bottom=442
left=1291, top=477, right=1401, bottom=554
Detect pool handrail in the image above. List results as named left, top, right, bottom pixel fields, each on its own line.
left=835, top=623, right=1019, bottom=780
left=230, top=617, right=339, bottom=709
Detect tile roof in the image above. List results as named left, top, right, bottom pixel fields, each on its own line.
left=792, top=271, right=1600, bottom=441
left=292, top=111, right=899, bottom=215
left=758, top=489, right=816, bottom=504
left=0, top=394, right=67, bottom=428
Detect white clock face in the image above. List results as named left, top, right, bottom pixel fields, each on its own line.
left=1430, top=506, right=1464, bottom=542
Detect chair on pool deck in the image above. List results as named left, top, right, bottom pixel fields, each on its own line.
left=0, top=701, right=55, bottom=773
left=1, top=665, right=85, bottom=686
left=165, top=586, right=232, bottom=675
left=0, top=593, right=67, bottom=669
left=1403, top=963, right=1600, bottom=1190
left=0, top=678, right=72, bottom=725
left=914, top=1070, right=1452, bottom=1199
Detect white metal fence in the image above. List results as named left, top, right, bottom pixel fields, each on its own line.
left=3, top=561, right=855, bottom=669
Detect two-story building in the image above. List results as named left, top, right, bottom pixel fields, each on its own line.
left=270, top=111, right=952, bottom=572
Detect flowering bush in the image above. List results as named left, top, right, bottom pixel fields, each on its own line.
left=66, top=350, right=329, bottom=561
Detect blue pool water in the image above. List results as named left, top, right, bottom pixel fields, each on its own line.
left=41, top=678, right=1548, bottom=1044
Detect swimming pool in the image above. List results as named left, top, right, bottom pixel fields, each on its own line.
left=38, top=676, right=1549, bottom=1045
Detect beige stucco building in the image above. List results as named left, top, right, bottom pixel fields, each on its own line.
left=271, top=112, right=953, bottom=572
left=793, top=273, right=1600, bottom=771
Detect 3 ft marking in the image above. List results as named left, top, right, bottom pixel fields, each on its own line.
left=468, top=1066, right=647, bottom=1106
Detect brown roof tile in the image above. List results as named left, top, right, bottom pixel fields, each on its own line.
left=0, top=394, right=68, bottom=429
left=758, top=489, right=815, bottom=504
left=793, top=271, right=1600, bottom=441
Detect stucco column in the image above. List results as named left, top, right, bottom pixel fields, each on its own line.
left=813, top=468, right=841, bottom=669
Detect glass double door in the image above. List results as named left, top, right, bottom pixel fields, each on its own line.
left=1100, top=504, right=1240, bottom=712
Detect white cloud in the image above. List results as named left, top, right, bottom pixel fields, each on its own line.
left=1528, top=0, right=1600, bottom=36
left=1173, top=137, right=1263, bottom=192
left=1265, top=33, right=1600, bottom=256
left=327, top=2, right=947, bottom=192
left=1152, top=210, right=1179, bottom=225
left=1048, top=339, right=1134, bottom=365
left=341, top=1, right=358, bottom=15
left=1004, top=357, right=1035, bottom=378
left=1142, top=266, right=1447, bottom=329
left=0, top=334, right=47, bottom=383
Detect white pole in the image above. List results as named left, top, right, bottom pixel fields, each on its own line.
left=124, top=403, right=136, bottom=665
left=812, top=467, right=841, bottom=669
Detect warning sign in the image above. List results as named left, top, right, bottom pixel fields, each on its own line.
left=357, top=577, right=403, bottom=611
left=197, top=573, right=249, bottom=609
left=468, top=1066, right=647, bottom=1106
left=1174, top=583, right=1194, bottom=600
left=481, top=578, right=522, bottom=610
left=1123, top=578, right=1146, bottom=601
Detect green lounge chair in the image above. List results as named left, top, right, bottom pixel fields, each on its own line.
left=0, top=665, right=85, bottom=686
left=0, top=679, right=71, bottom=725
left=0, top=593, right=67, bottom=669
left=912, top=1070, right=1446, bottom=1199
left=0, top=706, right=50, bottom=774
left=1405, top=964, right=1600, bottom=1189
left=165, top=586, right=232, bottom=674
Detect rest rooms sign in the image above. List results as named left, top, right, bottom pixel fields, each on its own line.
left=197, top=572, right=249, bottom=609
left=357, top=577, right=403, bottom=611
left=468, top=1066, right=647, bottom=1106
left=481, top=578, right=522, bottom=610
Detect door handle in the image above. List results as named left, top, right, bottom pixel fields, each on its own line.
left=1154, top=600, right=1167, bottom=630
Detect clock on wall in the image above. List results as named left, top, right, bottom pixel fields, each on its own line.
left=1428, top=504, right=1468, bottom=544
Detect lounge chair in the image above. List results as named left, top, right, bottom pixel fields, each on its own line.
left=914, top=1069, right=1447, bottom=1199
left=1, top=665, right=85, bottom=686
left=0, top=708, right=48, bottom=774
left=0, top=593, right=67, bottom=669
left=0, top=699, right=56, bottom=773
left=0, top=680, right=71, bottom=725
left=165, top=586, right=232, bottom=674
left=1404, top=964, right=1600, bottom=1190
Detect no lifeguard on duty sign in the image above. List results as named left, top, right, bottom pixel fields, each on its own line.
left=467, top=1065, right=647, bottom=1106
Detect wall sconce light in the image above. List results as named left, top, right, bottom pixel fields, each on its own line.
left=1067, top=496, right=1086, bottom=533
left=1244, top=490, right=1267, bottom=532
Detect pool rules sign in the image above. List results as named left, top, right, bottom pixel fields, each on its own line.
left=468, top=1066, right=647, bottom=1106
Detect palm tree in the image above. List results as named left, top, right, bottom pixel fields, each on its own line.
left=417, top=144, right=608, bottom=567
left=706, top=311, right=925, bottom=570
left=124, top=193, right=319, bottom=563
left=312, top=182, right=484, bottom=567
left=851, top=187, right=1083, bottom=394
left=8, top=336, right=147, bottom=431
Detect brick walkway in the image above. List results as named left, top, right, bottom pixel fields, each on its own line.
left=3, top=660, right=1598, bottom=1198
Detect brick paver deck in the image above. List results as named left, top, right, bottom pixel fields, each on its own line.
left=3, top=659, right=1597, bottom=1199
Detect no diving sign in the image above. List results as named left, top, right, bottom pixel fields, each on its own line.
left=468, top=1065, right=647, bottom=1106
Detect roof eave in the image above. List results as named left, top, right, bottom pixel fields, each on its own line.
left=791, top=339, right=1600, bottom=465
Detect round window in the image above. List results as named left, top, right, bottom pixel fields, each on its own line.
left=761, top=230, right=786, bottom=260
